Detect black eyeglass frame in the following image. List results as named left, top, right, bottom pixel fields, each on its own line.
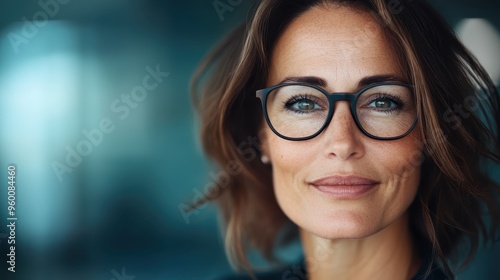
left=256, top=81, right=418, bottom=141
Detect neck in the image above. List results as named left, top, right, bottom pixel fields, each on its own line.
left=300, top=213, right=420, bottom=280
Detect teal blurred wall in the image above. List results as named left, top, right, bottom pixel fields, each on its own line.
left=0, top=1, right=498, bottom=279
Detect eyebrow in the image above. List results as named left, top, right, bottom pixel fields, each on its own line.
left=358, top=75, right=409, bottom=87
left=278, top=74, right=409, bottom=88
left=280, top=76, right=328, bottom=87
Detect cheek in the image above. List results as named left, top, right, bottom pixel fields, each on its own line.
left=269, top=142, right=305, bottom=192
left=371, top=135, right=423, bottom=219
left=385, top=132, right=423, bottom=183
left=265, top=130, right=319, bottom=212
left=265, top=122, right=311, bottom=166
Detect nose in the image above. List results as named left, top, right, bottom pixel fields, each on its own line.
left=321, top=101, right=365, bottom=160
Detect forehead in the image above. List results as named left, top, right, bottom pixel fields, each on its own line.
left=268, top=4, right=404, bottom=88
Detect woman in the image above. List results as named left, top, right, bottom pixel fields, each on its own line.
left=191, top=0, right=500, bottom=279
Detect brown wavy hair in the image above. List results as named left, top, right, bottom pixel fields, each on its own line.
left=191, top=0, right=500, bottom=277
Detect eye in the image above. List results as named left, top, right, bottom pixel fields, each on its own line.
left=365, top=94, right=405, bottom=112
left=369, top=98, right=397, bottom=109
left=285, top=95, right=323, bottom=113
left=294, top=99, right=318, bottom=110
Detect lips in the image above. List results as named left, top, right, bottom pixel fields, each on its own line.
left=309, top=175, right=379, bottom=199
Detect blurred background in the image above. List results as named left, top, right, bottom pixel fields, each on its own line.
left=0, top=0, right=498, bottom=279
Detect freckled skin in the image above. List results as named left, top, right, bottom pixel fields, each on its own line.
left=262, top=5, right=423, bottom=241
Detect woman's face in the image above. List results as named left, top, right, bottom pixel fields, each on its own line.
left=261, top=5, right=423, bottom=239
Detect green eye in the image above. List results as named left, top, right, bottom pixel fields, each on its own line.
left=373, top=99, right=393, bottom=108
left=296, top=100, right=316, bottom=110
left=368, top=98, right=399, bottom=110
left=285, top=96, right=322, bottom=113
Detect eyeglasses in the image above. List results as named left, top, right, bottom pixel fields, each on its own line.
left=256, top=82, right=418, bottom=141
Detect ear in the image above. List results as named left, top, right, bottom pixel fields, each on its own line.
left=258, top=127, right=272, bottom=164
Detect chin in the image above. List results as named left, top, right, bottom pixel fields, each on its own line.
left=311, top=225, right=381, bottom=241
left=299, top=209, right=384, bottom=240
